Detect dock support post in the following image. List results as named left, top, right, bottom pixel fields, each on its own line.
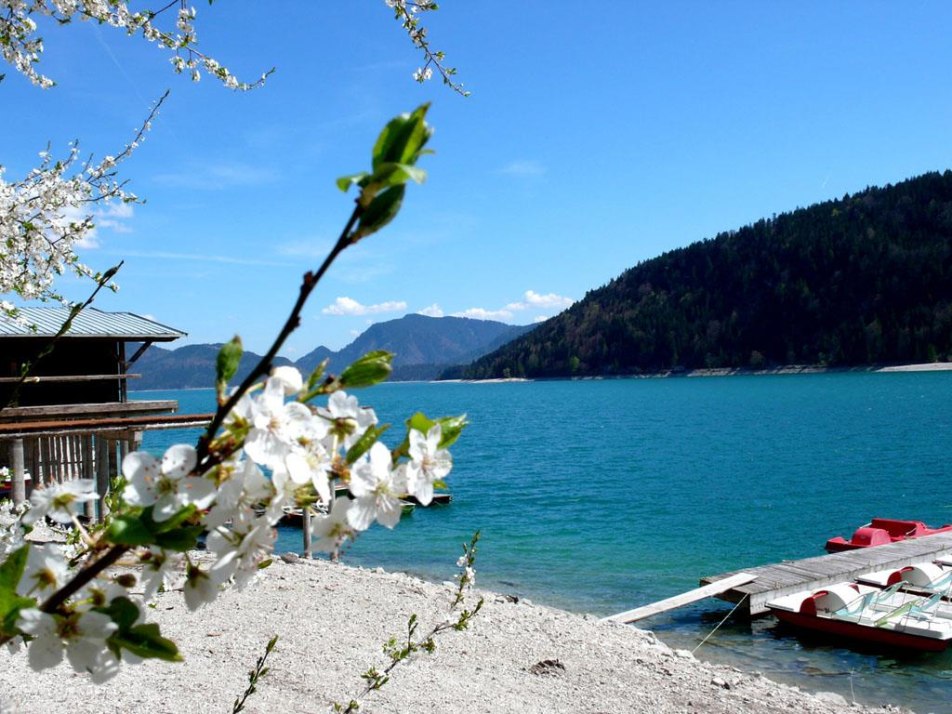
left=303, top=507, right=312, bottom=559
left=11, top=438, right=25, bottom=505
left=96, top=435, right=111, bottom=521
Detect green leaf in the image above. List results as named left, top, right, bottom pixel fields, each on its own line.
left=371, top=104, right=432, bottom=171
left=148, top=504, right=199, bottom=534
left=337, top=171, right=370, bottom=192
left=0, top=546, right=34, bottom=635
left=111, top=622, right=182, bottom=662
left=216, top=336, right=243, bottom=390
left=99, top=596, right=140, bottom=631
left=345, top=424, right=391, bottom=465
left=393, top=412, right=467, bottom=462
left=306, top=359, right=328, bottom=391
left=369, top=162, right=428, bottom=190
left=0, top=544, right=28, bottom=593
left=434, top=414, right=468, bottom=449
left=153, top=524, right=204, bottom=552
left=105, top=505, right=201, bottom=550
left=340, top=351, right=393, bottom=389
left=406, top=412, right=436, bottom=434
left=353, top=185, right=405, bottom=241
left=105, top=515, right=154, bottom=547
left=101, top=597, right=180, bottom=661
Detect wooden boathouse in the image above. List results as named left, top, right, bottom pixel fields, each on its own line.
left=0, top=307, right=211, bottom=517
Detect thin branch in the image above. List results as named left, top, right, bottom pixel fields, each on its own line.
left=195, top=203, right=363, bottom=466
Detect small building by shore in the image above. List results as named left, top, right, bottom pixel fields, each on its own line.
left=0, top=307, right=210, bottom=514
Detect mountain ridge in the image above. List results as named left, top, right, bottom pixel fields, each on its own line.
left=132, top=315, right=532, bottom=389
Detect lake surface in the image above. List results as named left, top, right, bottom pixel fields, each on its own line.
left=135, top=372, right=952, bottom=713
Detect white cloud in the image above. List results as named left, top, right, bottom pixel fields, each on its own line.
left=59, top=202, right=136, bottom=249
left=452, top=307, right=515, bottom=321
left=524, top=290, right=574, bottom=309
left=418, top=304, right=444, bottom=317
left=322, top=296, right=407, bottom=316
left=498, top=160, right=546, bottom=177
left=451, top=289, right=574, bottom=325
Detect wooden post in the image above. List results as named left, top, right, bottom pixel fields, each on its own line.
left=302, top=507, right=312, bottom=559
left=95, top=435, right=111, bottom=521
left=11, top=438, right=25, bottom=505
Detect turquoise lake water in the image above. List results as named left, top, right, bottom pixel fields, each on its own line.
left=135, top=372, right=952, bottom=712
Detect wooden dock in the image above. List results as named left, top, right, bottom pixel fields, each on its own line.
left=700, top=531, right=952, bottom=616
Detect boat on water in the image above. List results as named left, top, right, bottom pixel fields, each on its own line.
left=824, top=517, right=952, bottom=553
left=857, top=558, right=952, bottom=594
left=767, top=581, right=952, bottom=652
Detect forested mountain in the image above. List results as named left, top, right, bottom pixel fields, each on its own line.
left=133, top=315, right=531, bottom=388
left=461, top=171, right=952, bottom=379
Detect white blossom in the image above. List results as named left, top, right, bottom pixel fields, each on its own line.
left=310, top=498, right=356, bottom=554
left=16, top=543, right=68, bottom=598
left=347, top=442, right=405, bottom=530
left=404, top=424, right=452, bottom=506
left=21, top=479, right=97, bottom=526
left=320, top=390, right=378, bottom=450
left=204, top=458, right=273, bottom=530
left=183, top=562, right=219, bottom=611
left=122, top=445, right=216, bottom=522
left=243, top=376, right=313, bottom=469
left=207, top=509, right=276, bottom=590
left=17, top=607, right=117, bottom=677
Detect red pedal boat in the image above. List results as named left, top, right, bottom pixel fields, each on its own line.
left=825, top=518, right=952, bottom=553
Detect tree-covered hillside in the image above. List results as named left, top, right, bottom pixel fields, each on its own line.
left=462, top=171, right=952, bottom=379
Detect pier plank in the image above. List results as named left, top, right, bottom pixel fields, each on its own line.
left=700, top=532, right=952, bottom=616
left=601, top=572, right=756, bottom=624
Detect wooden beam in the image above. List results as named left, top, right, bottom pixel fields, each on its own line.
left=0, top=400, right=178, bottom=421
left=0, top=374, right=141, bottom=384
left=0, top=412, right=214, bottom=437
left=601, top=572, right=757, bottom=624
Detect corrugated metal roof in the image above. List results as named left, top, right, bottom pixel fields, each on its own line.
left=0, top=307, right=186, bottom=341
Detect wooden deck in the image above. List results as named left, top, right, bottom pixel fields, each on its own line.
left=700, top=532, right=952, bottom=616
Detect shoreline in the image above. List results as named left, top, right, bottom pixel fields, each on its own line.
left=451, top=362, right=952, bottom=384
left=1, top=556, right=907, bottom=713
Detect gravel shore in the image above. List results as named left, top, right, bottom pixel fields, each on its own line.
left=0, top=554, right=913, bottom=714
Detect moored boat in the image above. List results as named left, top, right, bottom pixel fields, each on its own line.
left=767, top=581, right=952, bottom=652
left=825, top=517, right=952, bottom=553
left=857, top=559, right=952, bottom=594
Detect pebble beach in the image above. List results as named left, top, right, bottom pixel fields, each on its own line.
left=0, top=555, right=911, bottom=714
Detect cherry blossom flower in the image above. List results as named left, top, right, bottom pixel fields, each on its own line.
left=138, top=547, right=181, bottom=603
left=122, top=445, right=216, bottom=522
left=405, top=425, right=452, bottom=506
left=310, top=498, right=357, bottom=554
left=347, top=442, right=406, bottom=530
left=16, top=543, right=69, bottom=598
left=17, top=607, right=118, bottom=677
left=183, top=562, right=218, bottom=611
left=281, top=416, right=333, bottom=504
left=320, top=390, right=378, bottom=450
left=243, top=376, right=313, bottom=468
left=270, top=365, right=304, bottom=395
left=207, top=510, right=276, bottom=590
left=21, top=479, right=98, bottom=526
left=204, top=459, right=273, bottom=530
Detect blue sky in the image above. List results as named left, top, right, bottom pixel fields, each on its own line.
left=6, top=2, right=952, bottom=357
